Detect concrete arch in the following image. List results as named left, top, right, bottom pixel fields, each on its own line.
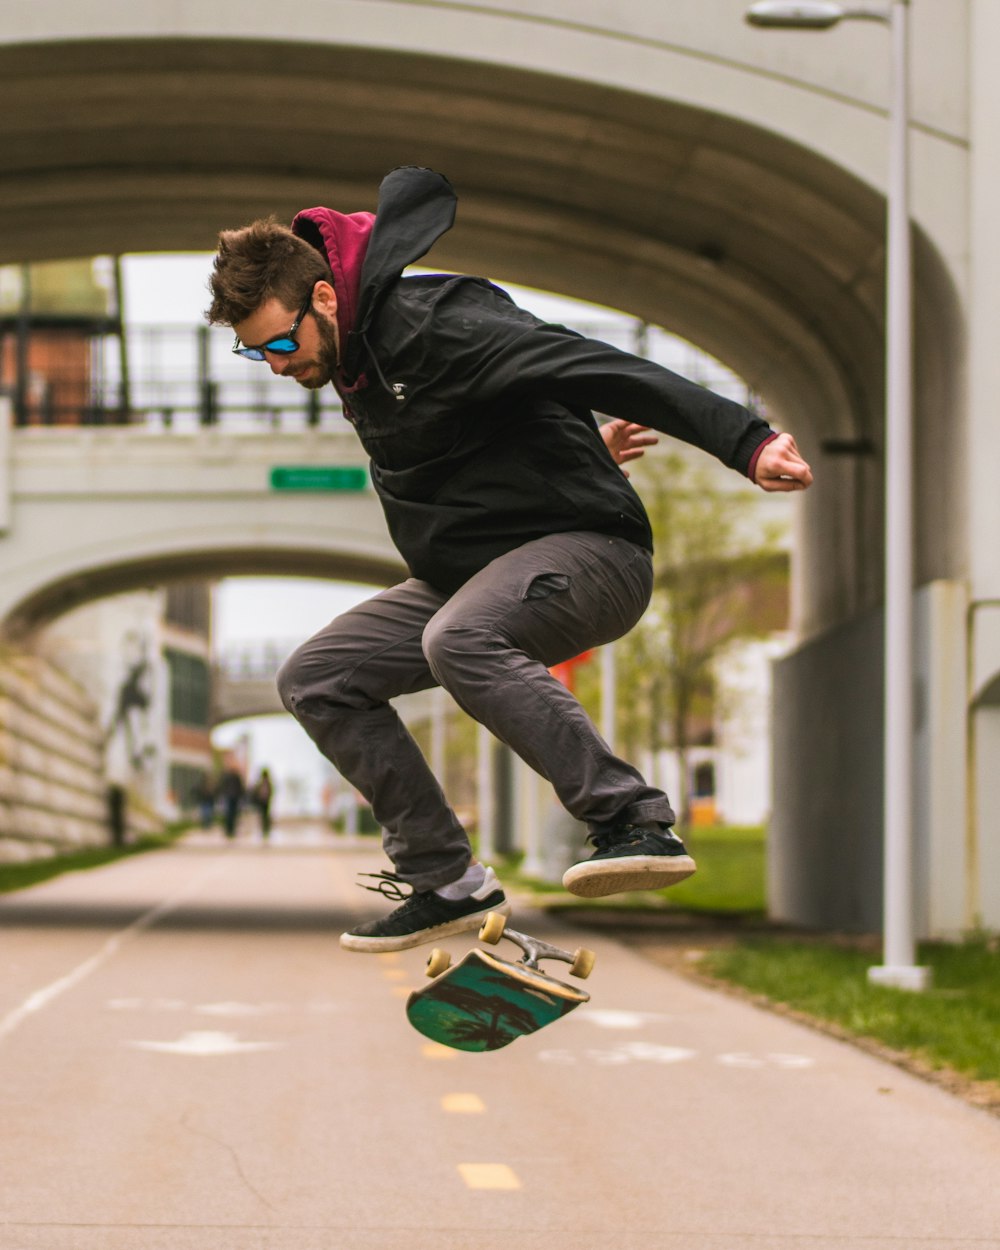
left=0, top=34, right=965, bottom=636
left=4, top=544, right=403, bottom=641
left=0, top=427, right=405, bottom=639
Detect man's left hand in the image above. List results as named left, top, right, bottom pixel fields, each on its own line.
left=753, top=433, right=814, bottom=492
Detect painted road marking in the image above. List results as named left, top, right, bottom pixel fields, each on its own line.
left=583, top=1009, right=673, bottom=1029
left=196, top=1001, right=286, bottom=1017
left=718, top=1052, right=817, bottom=1070
left=540, top=1043, right=817, bottom=1068
left=539, top=1044, right=696, bottom=1065
left=0, top=859, right=225, bottom=1046
left=382, top=968, right=407, bottom=981
left=442, top=1093, right=486, bottom=1114
left=106, top=998, right=341, bottom=1015
left=458, top=1164, right=521, bottom=1190
left=421, top=1042, right=457, bottom=1060
left=126, top=1031, right=283, bottom=1056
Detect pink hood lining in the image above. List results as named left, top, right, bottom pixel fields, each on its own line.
left=290, top=206, right=375, bottom=350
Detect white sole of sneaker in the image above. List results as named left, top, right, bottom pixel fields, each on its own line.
left=339, top=899, right=512, bottom=954
left=562, top=855, right=697, bottom=899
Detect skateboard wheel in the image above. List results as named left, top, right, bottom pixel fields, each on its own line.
left=569, top=947, right=596, bottom=979
left=478, top=911, right=507, bottom=944
left=425, top=949, right=452, bottom=977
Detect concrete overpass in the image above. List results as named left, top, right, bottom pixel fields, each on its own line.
left=0, top=0, right=997, bottom=937
left=0, top=419, right=404, bottom=637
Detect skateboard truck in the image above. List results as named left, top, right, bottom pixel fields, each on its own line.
left=424, top=912, right=596, bottom=980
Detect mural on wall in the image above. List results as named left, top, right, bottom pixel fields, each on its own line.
left=104, top=630, right=158, bottom=784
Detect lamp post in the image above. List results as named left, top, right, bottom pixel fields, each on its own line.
left=745, top=0, right=930, bottom=989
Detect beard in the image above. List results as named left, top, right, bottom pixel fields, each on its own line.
left=291, top=315, right=340, bottom=390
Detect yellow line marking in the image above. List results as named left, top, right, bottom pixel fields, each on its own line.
left=391, top=986, right=416, bottom=998
left=382, top=968, right=407, bottom=980
left=458, top=1163, right=521, bottom=1190
left=442, top=1093, right=486, bottom=1114
left=376, top=952, right=401, bottom=964
left=421, top=1042, right=457, bottom=1060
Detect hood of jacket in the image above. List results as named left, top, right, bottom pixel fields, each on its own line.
left=291, top=166, right=457, bottom=386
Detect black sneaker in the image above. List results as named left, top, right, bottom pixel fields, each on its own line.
left=562, top=823, right=696, bottom=898
left=340, top=867, right=511, bottom=953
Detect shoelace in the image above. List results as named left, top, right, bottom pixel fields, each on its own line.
left=356, top=870, right=413, bottom=901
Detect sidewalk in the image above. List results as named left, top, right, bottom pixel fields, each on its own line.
left=2, top=835, right=999, bottom=1249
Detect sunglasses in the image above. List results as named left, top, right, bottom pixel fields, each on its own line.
left=232, top=292, right=313, bottom=361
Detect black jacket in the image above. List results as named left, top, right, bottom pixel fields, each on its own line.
left=302, top=168, right=773, bottom=594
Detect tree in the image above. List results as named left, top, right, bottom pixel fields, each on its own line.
left=597, top=449, right=789, bottom=825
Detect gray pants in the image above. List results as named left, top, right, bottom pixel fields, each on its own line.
left=276, top=531, right=675, bottom=891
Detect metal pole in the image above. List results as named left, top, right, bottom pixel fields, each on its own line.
left=430, top=686, right=446, bottom=782
left=869, top=0, right=929, bottom=990
left=113, top=256, right=131, bottom=422
left=15, top=264, right=31, bottom=426
left=518, top=758, right=545, bottom=877
left=601, top=642, right=617, bottom=751
left=476, top=723, right=496, bottom=861
left=197, top=325, right=217, bottom=425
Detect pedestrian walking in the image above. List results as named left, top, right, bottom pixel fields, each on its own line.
left=252, top=768, right=274, bottom=839
left=217, top=768, right=245, bottom=840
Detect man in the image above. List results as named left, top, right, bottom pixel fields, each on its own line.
left=207, top=166, right=813, bottom=953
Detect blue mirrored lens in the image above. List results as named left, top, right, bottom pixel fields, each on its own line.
left=234, top=336, right=298, bottom=361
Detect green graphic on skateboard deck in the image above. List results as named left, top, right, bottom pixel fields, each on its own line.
left=405, top=913, right=595, bottom=1052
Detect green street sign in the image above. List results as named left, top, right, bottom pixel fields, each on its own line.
left=270, top=466, right=368, bottom=492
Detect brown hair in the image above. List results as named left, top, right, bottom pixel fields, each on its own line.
left=205, top=216, right=332, bottom=326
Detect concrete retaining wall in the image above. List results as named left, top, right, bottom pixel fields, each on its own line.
left=769, top=580, right=969, bottom=938
left=0, top=649, right=160, bottom=858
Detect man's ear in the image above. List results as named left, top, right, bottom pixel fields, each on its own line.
left=311, top=280, right=338, bottom=318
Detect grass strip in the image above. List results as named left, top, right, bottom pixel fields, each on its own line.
left=495, top=824, right=767, bottom=916
left=701, top=937, right=1000, bottom=1086
left=0, top=828, right=188, bottom=895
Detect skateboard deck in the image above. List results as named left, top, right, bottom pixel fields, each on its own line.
left=405, top=917, right=593, bottom=1052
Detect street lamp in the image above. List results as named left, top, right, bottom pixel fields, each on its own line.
left=745, top=0, right=930, bottom=990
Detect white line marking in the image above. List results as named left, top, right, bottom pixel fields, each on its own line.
left=583, top=1009, right=672, bottom=1030
left=127, top=1031, right=282, bottom=1056
left=717, top=1051, right=817, bottom=1070
left=0, top=860, right=223, bottom=1046
left=540, top=1044, right=817, bottom=1068
left=196, top=1001, right=287, bottom=1017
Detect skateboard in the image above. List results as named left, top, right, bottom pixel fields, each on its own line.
left=405, top=912, right=596, bottom=1052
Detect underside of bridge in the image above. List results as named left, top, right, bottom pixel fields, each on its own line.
left=0, top=37, right=964, bottom=637
left=3, top=546, right=406, bottom=641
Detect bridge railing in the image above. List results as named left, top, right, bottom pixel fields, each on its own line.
left=2, top=316, right=760, bottom=430
left=213, top=641, right=302, bottom=681
left=5, top=322, right=352, bottom=431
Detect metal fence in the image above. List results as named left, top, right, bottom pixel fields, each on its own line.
left=3, top=317, right=760, bottom=429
